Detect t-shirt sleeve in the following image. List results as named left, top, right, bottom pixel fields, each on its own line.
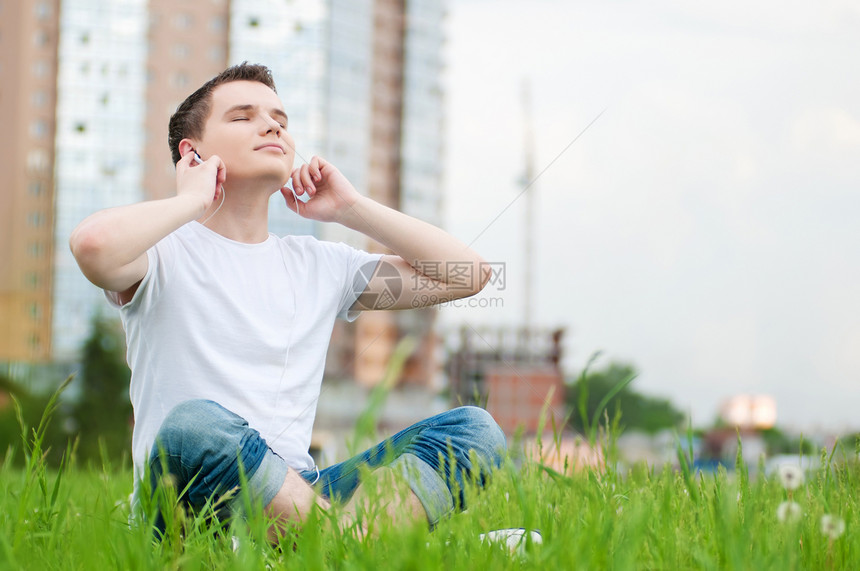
left=103, top=234, right=174, bottom=313
left=330, top=243, right=383, bottom=322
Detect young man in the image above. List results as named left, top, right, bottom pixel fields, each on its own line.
left=70, top=63, right=506, bottom=536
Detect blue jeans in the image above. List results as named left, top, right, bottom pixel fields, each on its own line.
left=148, top=400, right=506, bottom=530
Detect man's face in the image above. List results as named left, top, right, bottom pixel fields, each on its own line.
left=195, top=80, right=296, bottom=189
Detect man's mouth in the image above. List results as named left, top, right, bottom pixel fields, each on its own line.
left=255, top=144, right=285, bottom=154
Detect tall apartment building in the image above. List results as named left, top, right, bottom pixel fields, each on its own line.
left=1, top=0, right=445, bottom=388
left=0, top=0, right=61, bottom=362
left=366, top=0, right=445, bottom=387
left=51, top=0, right=150, bottom=358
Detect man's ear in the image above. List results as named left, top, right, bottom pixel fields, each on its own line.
left=178, top=139, right=198, bottom=160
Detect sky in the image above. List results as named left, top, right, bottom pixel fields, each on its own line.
left=439, top=0, right=860, bottom=432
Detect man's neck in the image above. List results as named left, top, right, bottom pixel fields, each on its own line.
left=196, top=180, right=275, bottom=244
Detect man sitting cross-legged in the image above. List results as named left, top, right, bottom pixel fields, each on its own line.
left=69, top=63, right=506, bottom=539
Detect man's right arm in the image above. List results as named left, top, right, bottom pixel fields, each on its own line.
left=69, top=153, right=223, bottom=299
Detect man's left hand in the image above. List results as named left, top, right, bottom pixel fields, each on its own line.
left=281, top=156, right=361, bottom=223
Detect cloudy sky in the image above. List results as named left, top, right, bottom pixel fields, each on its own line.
left=440, top=0, right=860, bottom=431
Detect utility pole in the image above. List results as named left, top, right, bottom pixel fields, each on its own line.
left=521, top=79, right=536, bottom=334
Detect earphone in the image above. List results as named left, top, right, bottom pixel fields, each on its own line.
left=191, top=150, right=226, bottom=225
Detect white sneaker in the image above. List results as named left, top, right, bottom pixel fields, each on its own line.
left=479, top=528, right=542, bottom=556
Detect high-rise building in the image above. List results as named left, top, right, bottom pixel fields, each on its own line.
left=143, top=0, right=231, bottom=202
left=355, top=0, right=446, bottom=387
left=51, top=0, right=149, bottom=359
left=0, top=0, right=61, bottom=362
left=1, top=0, right=446, bottom=388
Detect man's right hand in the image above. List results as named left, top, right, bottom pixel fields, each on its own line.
left=176, top=152, right=227, bottom=215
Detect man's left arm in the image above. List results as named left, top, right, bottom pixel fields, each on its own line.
left=340, top=196, right=490, bottom=310
left=284, top=156, right=490, bottom=310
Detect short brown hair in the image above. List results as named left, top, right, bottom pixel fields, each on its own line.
left=167, top=62, right=277, bottom=164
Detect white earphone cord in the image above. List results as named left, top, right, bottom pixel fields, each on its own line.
left=200, top=186, right=226, bottom=226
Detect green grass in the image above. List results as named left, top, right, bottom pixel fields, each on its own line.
left=1, top=377, right=858, bottom=569
left=2, top=449, right=859, bottom=569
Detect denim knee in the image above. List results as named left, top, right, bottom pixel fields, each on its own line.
left=418, top=406, right=506, bottom=515
left=151, top=399, right=233, bottom=462
left=155, top=399, right=216, bottom=438
left=149, top=399, right=271, bottom=509
left=452, top=406, right=507, bottom=469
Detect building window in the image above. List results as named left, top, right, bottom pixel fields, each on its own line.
left=74, top=122, right=87, bottom=133
left=170, top=72, right=189, bottom=89
left=34, top=1, right=51, bottom=20
left=29, top=333, right=41, bottom=351
left=30, top=120, right=47, bottom=138
left=29, top=302, right=42, bottom=320
left=210, top=16, right=225, bottom=32
left=31, top=90, right=47, bottom=107
left=171, top=43, right=189, bottom=59
left=28, top=181, right=43, bottom=196
left=28, top=212, right=45, bottom=227
left=34, top=30, right=49, bottom=47
left=173, top=13, right=192, bottom=29
left=28, top=242, right=44, bottom=258
left=26, top=149, right=50, bottom=173
left=100, top=162, right=118, bottom=177
left=208, top=46, right=225, bottom=62
left=32, top=60, right=49, bottom=78
left=248, top=17, right=260, bottom=28
left=25, top=272, right=41, bottom=289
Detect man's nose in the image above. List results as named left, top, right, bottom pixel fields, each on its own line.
left=259, top=115, right=281, bottom=135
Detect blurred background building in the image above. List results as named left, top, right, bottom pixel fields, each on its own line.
left=0, top=0, right=61, bottom=363
left=0, top=0, right=445, bottom=388
left=447, top=326, right=566, bottom=433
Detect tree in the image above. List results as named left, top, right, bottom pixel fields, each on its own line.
left=565, top=360, right=684, bottom=435
left=760, top=427, right=817, bottom=456
left=70, top=313, right=132, bottom=464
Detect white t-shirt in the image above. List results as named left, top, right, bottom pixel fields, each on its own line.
left=107, top=221, right=382, bottom=481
